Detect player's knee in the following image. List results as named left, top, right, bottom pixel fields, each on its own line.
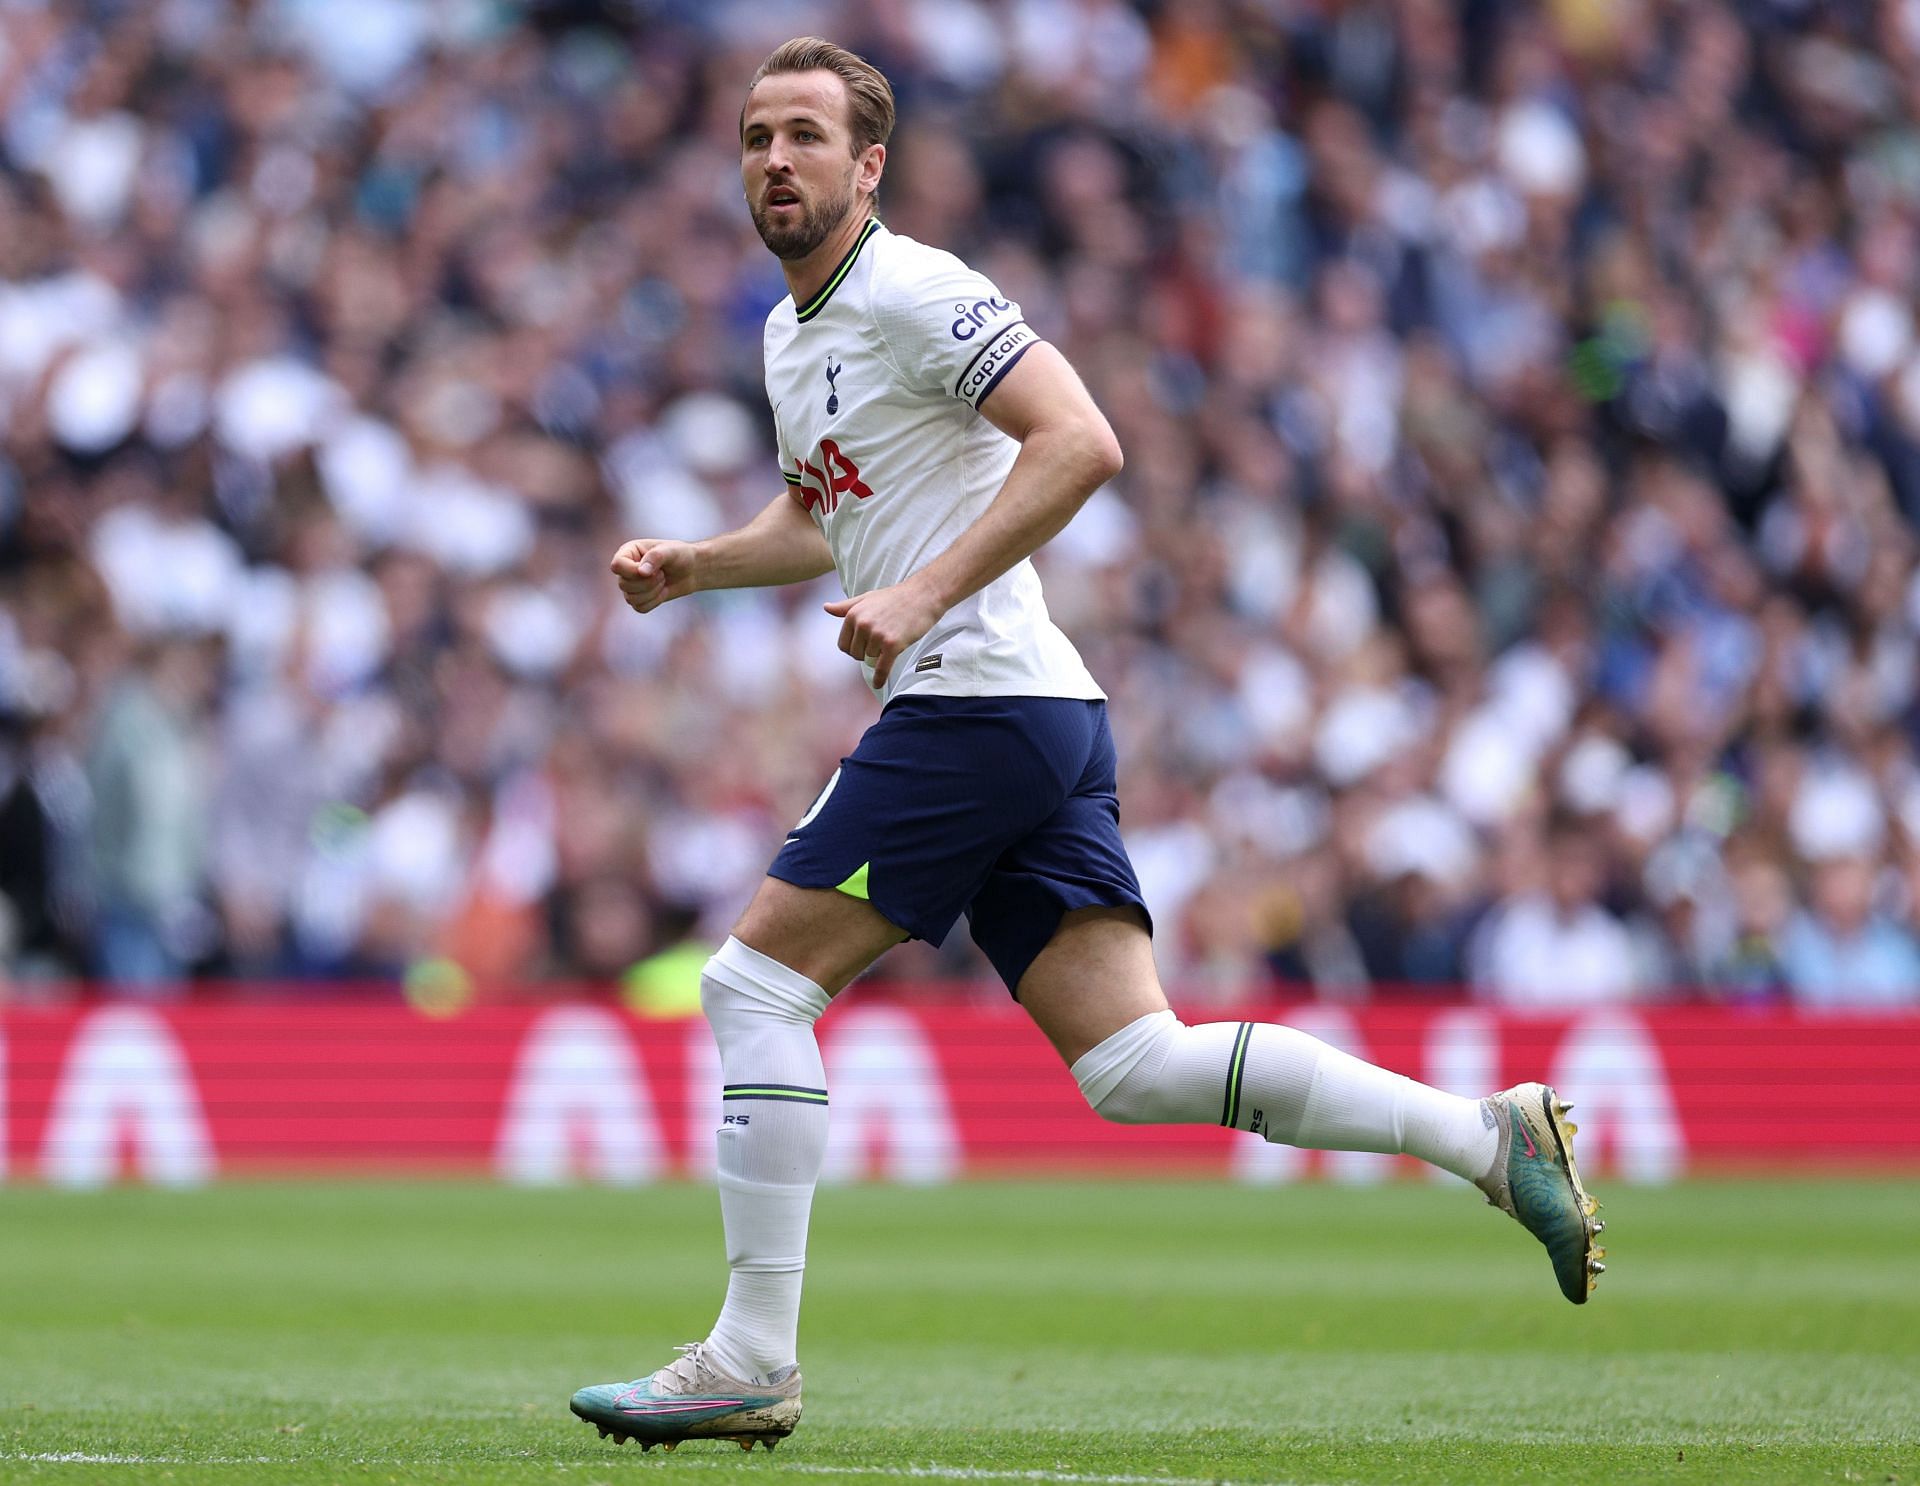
left=700, top=936, right=830, bottom=1031
left=1072, top=1009, right=1186, bottom=1124
left=1085, top=1075, right=1187, bottom=1125
left=1085, top=1085, right=1148, bottom=1124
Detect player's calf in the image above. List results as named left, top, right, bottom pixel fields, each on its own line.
left=1072, top=1010, right=1494, bottom=1178
left=1071, top=1013, right=1608, bottom=1304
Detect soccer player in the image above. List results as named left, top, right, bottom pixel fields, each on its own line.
left=570, top=38, right=1605, bottom=1453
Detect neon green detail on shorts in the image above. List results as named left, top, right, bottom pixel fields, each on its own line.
left=835, top=862, right=871, bottom=901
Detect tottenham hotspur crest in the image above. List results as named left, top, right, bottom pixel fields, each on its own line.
left=825, top=354, right=841, bottom=416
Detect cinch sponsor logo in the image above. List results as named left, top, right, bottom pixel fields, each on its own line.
left=957, top=323, right=1034, bottom=403
left=950, top=296, right=1012, bottom=340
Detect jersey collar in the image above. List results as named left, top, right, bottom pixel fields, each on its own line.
left=794, top=217, right=882, bottom=324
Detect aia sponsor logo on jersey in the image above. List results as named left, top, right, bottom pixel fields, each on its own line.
left=950, top=296, right=1013, bottom=340
left=794, top=438, right=874, bottom=516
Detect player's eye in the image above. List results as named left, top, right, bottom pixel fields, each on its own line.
left=796, top=130, right=818, bottom=143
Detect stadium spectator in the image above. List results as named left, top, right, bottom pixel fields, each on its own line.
left=1, top=0, right=1919, bottom=1007
left=83, top=636, right=215, bottom=988
left=1778, top=854, right=1920, bottom=1008
left=1470, top=815, right=1643, bottom=1007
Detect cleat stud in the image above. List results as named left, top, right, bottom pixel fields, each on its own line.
left=598, top=1427, right=609, bottom=1439
left=1565, top=1121, right=1578, bottom=1137
left=741, top=1439, right=756, bottom=1452
left=762, top=1437, right=779, bottom=1451
left=662, top=1441, right=678, bottom=1452
left=1593, top=1219, right=1605, bottom=1234
left=638, top=1442, right=652, bottom=1452
left=1589, top=1258, right=1607, bottom=1273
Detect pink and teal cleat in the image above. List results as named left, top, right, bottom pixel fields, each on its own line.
left=570, top=1343, right=802, bottom=1452
left=1476, top=1082, right=1607, bottom=1304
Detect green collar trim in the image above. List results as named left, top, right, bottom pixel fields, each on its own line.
left=795, top=218, right=881, bottom=323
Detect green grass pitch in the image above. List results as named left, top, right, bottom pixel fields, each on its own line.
left=0, top=1178, right=1913, bottom=1485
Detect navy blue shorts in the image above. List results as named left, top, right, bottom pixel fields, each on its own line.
left=768, top=696, right=1150, bottom=994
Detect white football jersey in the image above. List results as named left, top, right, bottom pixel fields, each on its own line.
left=763, top=220, right=1104, bottom=705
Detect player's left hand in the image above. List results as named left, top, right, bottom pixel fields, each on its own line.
left=824, top=580, right=947, bottom=690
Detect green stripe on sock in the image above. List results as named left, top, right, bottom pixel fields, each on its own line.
left=722, top=1087, right=829, bottom=1104
left=1221, top=1023, right=1253, bottom=1128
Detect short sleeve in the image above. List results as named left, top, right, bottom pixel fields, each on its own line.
left=872, top=251, right=1042, bottom=412
left=760, top=328, right=798, bottom=495
left=773, top=417, right=802, bottom=493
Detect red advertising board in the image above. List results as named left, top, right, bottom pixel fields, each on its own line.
left=1, top=999, right=1916, bottom=1184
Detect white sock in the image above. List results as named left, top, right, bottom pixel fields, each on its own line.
left=1071, top=1010, right=1497, bottom=1181
left=698, top=937, right=830, bottom=1382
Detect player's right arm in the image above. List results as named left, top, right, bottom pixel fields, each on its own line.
left=611, top=491, right=834, bottom=613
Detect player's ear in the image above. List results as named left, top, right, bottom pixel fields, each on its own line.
left=856, top=142, right=886, bottom=200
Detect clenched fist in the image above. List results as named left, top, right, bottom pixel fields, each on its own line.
left=611, top=539, right=700, bottom=613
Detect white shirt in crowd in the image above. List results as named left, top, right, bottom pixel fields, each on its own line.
left=1471, top=894, right=1641, bottom=1008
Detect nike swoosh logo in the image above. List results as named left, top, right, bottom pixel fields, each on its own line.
left=1518, top=1116, right=1537, bottom=1160
left=619, top=1400, right=747, bottom=1416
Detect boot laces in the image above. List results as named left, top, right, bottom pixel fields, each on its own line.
left=653, top=1342, right=719, bottom=1393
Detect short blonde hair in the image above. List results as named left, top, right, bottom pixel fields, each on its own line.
left=741, top=37, right=896, bottom=155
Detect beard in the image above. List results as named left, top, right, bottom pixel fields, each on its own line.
left=750, top=176, right=858, bottom=260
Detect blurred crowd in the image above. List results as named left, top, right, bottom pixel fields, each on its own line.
left=4, top=0, right=1920, bottom=1009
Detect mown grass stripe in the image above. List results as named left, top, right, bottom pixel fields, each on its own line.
left=648, top=1462, right=1323, bottom=1486
left=0, top=1455, right=1322, bottom=1485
